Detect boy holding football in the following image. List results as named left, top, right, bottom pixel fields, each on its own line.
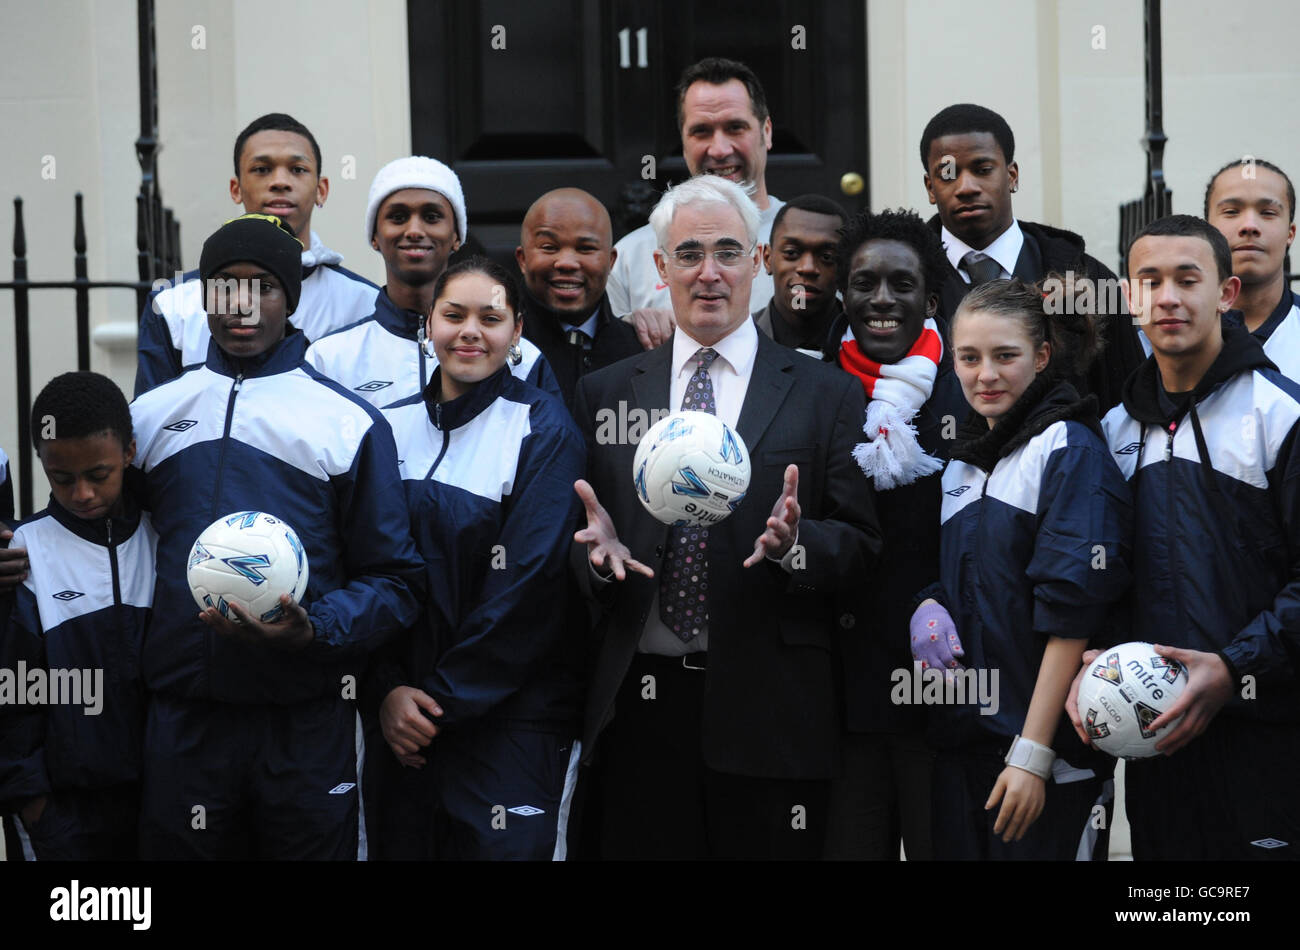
left=130, top=213, right=424, bottom=859
left=1073, top=215, right=1300, bottom=859
left=0, top=372, right=153, bottom=859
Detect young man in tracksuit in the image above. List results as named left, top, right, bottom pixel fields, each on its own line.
left=0, top=373, right=154, bottom=860
left=131, top=214, right=424, bottom=859
left=1084, top=214, right=1300, bottom=859
left=1205, top=158, right=1299, bottom=378
left=305, top=156, right=561, bottom=408
left=135, top=112, right=378, bottom=396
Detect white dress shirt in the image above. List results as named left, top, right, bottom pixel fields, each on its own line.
left=941, top=219, right=1025, bottom=283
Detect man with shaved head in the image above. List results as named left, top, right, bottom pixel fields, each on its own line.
left=517, top=187, right=641, bottom=410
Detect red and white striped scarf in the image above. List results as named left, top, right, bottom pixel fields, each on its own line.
left=837, top=318, right=945, bottom=489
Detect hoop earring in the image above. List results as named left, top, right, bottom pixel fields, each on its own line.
left=509, top=342, right=523, bottom=365
left=418, top=325, right=435, bottom=359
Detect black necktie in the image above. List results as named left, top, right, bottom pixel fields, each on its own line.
left=961, top=251, right=1003, bottom=287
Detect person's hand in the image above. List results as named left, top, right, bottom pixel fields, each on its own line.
left=573, top=479, right=655, bottom=580
left=1065, top=649, right=1103, bottom=746
left=19, top=795, right=46, bottom=827
left=631, top=308, right=675, bottom=350
left=743, top=464, right=800, bottom=567
left=986, top=765, right=1047, bottom=843
left=910, top=599, right=965, bottom=671
left=199, top=594, right=314, bottom=651
left=380, top=686, right=443, bottom=766
left=0, top=529, right=29, bottom=591
left=1149, top=644, right=1233, bottom=755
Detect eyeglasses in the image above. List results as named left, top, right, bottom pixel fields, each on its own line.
left=662, top=245, right=756, bottom=269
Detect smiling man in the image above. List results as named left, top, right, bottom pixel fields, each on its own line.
left=607, top=58, right=784, bottom=349
left=570, top=175, right=879, bottom=859
left=1205, top=158, right=1298, bottom=377
left=1090, top=214, right=1300, bottom=859
left=129, top=214, right=424, bottom=860
left=135, top=113, right=379, bottom=396
left=753, top=194, right=846, bottom=358
left=920, top=103, right=1144, bottom=411
left=515, top=188, right=641, bottom=410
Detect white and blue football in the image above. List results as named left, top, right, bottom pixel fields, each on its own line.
left=633, top=411, right=751, bottom=527
left=186, top=511, right=309, bottom=623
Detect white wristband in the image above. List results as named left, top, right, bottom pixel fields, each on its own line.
left=1004, top=734, right=1055, bottom=780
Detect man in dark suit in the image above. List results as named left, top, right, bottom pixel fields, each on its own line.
left=920, top=103, right=1144, bottom=411
left=516, top=188, right=641, bottom=412
left=570, top=175, right=880, bottom=859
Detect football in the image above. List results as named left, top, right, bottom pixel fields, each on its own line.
left=186, top=511, right=309, bottom=624
left=1076, top=641, right=1188, bottom=759
left=633, top=411, right=751, bottom=527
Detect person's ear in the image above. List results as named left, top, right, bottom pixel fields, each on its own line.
left=925, top=293, right=939, bottom=318
left=762, top=116, right=773, bottom=151
left=1219, top=275, right=1242, bottom=313
left=923, top=173, right=937, bottom=205
left=654, top=248, right=670, bottom=284
left=762, top=243, right=774, bottom=275
left=315, top=176, right=330, bottom=208
left=515, top=246, right=526, bottom=273
left=1035, top=341, right=1051, bottom=373
left=230, top=178, right=242, bottom=206
left=124, top=438, right=137, bottom=469
left=1008, top=162, right=1020, bottom=195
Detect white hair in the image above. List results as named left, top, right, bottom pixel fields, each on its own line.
left=648, top=175, right=761, bottom=251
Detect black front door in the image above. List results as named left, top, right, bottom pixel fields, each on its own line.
left=408, top=0, right=869, bottom=261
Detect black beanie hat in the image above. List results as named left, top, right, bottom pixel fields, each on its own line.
left=199, top=213, right=304, bottom=315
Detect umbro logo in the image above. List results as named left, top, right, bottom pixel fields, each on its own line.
left=1251, top=837, right=1289, bottom=849
left=328, top=783, right=356, bottom=795
left=52, top=590, right=84, bottom=601
left=507, top=805, right=545, bottom=817
left=1115, top=442, right=1142, bottom=455
left=355, top=380, right=393, bottom=393
left=164, top=419, right=198, bottom=432
left=945, top=485, right=971, bottom=497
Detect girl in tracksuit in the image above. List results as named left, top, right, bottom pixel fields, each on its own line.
left=912, top=278, right=1133, bottom=860
left=369, top=257, right=586, bottom=860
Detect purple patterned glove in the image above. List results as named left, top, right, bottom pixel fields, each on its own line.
left=910, top=601, right=966, bottom=671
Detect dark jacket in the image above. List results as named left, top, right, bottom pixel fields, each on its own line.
left=1102, top=326, right=1300, bottom=723
left=129, top=327, right=426, bottom=705
left=0, top=494, right=154, bottom=807
left=370, top=366, right=587, bottom=731
left=928, top=216, right=1145, bottom=414
left=574, top=331, right=881, bottom=779
left=821, top=312, right=969, bottom=734
left=520, top=289, right=642, bottom=412
left=934, top=374, right=1133, bottom=768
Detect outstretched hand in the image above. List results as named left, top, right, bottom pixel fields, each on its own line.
left=573, top=479, right=655, bottom=580
left=743, top=464, right=800, bottom=568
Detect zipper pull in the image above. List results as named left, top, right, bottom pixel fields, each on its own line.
left=434, top=402, right=442, bottom=429
left=234, top=373, right=244, bottom=392
left=106, top=517, right=112, bottom=546
left=1165, top=420, right=1177, bottom=461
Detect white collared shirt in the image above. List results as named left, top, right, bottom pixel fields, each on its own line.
left=669, top=316, right=759, bottom=426
left=561, top=310, right=600, bottom=340
left=941, top=219, right=1025, bottom=283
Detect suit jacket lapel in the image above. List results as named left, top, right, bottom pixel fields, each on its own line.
left=630, top=341, right=673, bottom=414
left=736, top=334, right=795, bottom=451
